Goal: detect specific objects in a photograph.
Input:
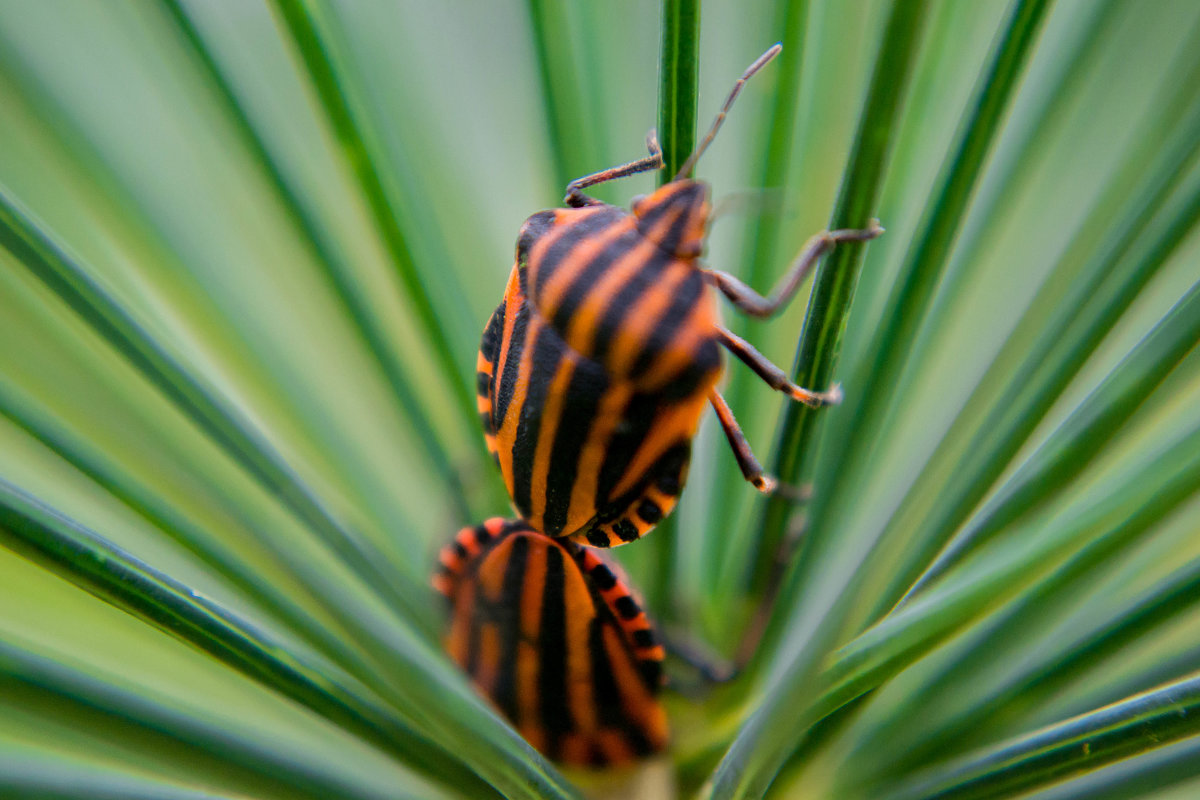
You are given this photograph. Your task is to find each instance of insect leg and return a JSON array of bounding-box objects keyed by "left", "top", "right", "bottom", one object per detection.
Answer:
[
  {"left": 733, "top": 512, "right": 809, "bottom": 666},
  {"left": 564, "top": 130, "right": 664, "bottom": 207},
  {"left": 717, "top": 326, "right": 841, "bottom": 407},
  {"left": 704, "top": 219, "right": 884, "bottom": 318},
  {"left": 659, "top": 624, "right": 736, "bottom": 689},
  {"left": 709, "top": 389, "right": 777, "bottom": 494}
]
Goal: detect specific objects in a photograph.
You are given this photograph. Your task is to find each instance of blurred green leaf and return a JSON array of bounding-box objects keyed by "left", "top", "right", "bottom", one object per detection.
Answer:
[
  {"left": 707, "top": 1, "right": 931, "bottom": 794},
  {"left": 878, "top": 673, "right": 1200, "bottom": 800},
  {"left": 2, "top": 1, "right": 1200, "bottom": 798}
]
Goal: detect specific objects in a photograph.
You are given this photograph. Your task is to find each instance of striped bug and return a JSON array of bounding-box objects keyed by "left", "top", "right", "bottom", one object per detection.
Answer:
[
  {"left": 477, "top": 43, "right": 882, "bottom": 550},
  {"left": 433, "top": 518, "right": 669, "bottom": 767}
]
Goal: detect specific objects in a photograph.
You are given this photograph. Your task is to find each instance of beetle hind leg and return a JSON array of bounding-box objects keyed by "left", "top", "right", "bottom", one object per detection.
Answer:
[{"left": 708, "top": 389, "right": 814, "bottom": 499}]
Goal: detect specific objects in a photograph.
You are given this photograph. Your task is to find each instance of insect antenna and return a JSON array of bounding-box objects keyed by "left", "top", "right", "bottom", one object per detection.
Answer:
[{"left": 674, "top": 43, "right": 783, "bottom": 181}]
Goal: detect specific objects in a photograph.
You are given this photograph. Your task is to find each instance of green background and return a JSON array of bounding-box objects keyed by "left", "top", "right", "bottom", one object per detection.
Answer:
[{"left": 1, "top": 1, "right": 1199, "bottom": 798}]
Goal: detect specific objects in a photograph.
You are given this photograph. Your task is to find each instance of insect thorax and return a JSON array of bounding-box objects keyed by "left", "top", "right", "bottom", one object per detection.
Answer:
[{"left": 515, "top": 201, "right": 721, "bottom": 393}]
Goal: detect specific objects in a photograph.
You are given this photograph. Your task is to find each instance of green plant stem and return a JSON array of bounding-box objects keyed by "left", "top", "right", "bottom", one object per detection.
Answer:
[
  {"left": 704, "top": 3, "right": 931, "bottom": 797},
  {"left": 658, "top": 0, "right": 700, "bottom": 180},
  {"left": 791, "top": 0, "right": 1052, "bottom": 629}
]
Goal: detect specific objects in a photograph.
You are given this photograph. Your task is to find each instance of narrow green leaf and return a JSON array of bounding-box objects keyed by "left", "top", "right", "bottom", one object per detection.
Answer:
[
  {"left": 658, "top": 0, "right": 700, "bottom": 179},
  {"left": 704, "top": 3, "right": 931, "bottom": 796},
  {"left": 741, "top": 0, "right": 931, "bottom": 672},
  {"left": 524, "top": 0, "right": 600, "bottom": 194},
  {"left": 980, "top": 557, "right": 1200, "bottom": 747},
  {"left": 0, "top": 639, "right": 409, "bottom": 800},
  {"left": 999, "top": 737, "right": 1200, "bottom": 800},
  {"left": 863, "top": 535, "right": 1200, "bottom": 787},
  {"left": 750, "top": 0, "right": 931, "bottom": 601},
  {"left": 830, "top": 418, "right": 1200, "bottom": 783},
  {"left": 0, "top": 380, "right": 364, "bottom": 681},
  {"left": 161, "top": 0, "right": 478, "bottom": 521},
  {"left": 865, "top": 34, "right": 1200, "bottom": 618},
  {"left": 0, "top": 749, "right": 241, "bottom": 800},
  {"left": 0, "top": 479, "right": 580, "bottom": 800},
  {"left": 735, "top": 0, "right": 809, "bottom": 292},
  {"left": 906, "top": 277, "right": 1200, "bottom": 598},
  {"left": 908, "top": 0, "right": 1125, "bottom": 353},
  {"left": 5, "top": 4, "right": 1200, "bottom": 797},
  {"left": 638, "top": 0, "right": 701, "bottom": 614},
  {"left": 266, "top": 0, "right": 480, "bottom": 443},
  {"left": 0, "top": 366, "right": 487, "bottom": 767},
  {"left": 708, "top": 0, "right": 809, "bottom": 597},
  {"left": 0, "top": 479, "right": 489, "bottom": 797},
  {"left": 0, "top": 187, "right": 432, "bottom": 635},
  {"left": 797, "top": 0, "right": 1053, "bottom": 623},
  {"left": 878, "top": 674, "right": 1200, "bottom": 800},
  {"left": 0, "top": 19, "right": 448, "bottom": 558}
]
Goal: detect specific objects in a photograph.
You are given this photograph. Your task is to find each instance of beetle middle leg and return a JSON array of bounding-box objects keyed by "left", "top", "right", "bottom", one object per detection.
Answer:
[
  {"left": 717, "top": 326, "right": 841, "bottom": 407},
  {"left": 564, "top": 130, "right": 664, "bottom": 207},
  {"left": 704, "top": 219, "right": 884, "bottom": 318}
]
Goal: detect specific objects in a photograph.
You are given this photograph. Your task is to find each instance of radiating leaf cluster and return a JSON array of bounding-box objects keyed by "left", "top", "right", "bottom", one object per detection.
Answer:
[{"left": 1, "top": 1, "right": 1198, "bottom": 798}]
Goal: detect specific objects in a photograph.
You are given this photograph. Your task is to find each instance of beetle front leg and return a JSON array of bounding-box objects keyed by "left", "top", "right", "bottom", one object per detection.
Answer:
[
  {"left": 717, "top": 326, "right": 841, "bottom": 407},
  {"left": 704, "top": 219, "right": 884, "bottom": 318}
]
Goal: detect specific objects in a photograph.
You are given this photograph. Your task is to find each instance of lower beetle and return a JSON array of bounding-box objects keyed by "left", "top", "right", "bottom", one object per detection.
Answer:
[{"left": 433, "top": 518, "right": 669, "bottom": 766}]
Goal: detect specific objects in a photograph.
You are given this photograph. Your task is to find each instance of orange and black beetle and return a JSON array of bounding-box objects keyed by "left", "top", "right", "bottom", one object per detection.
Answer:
[
  {"left": 476, "top": 44, "right": 882, "bottom": 548},
  {"left": 433, "top": 518, "right": 669, "bottom": 766}
]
